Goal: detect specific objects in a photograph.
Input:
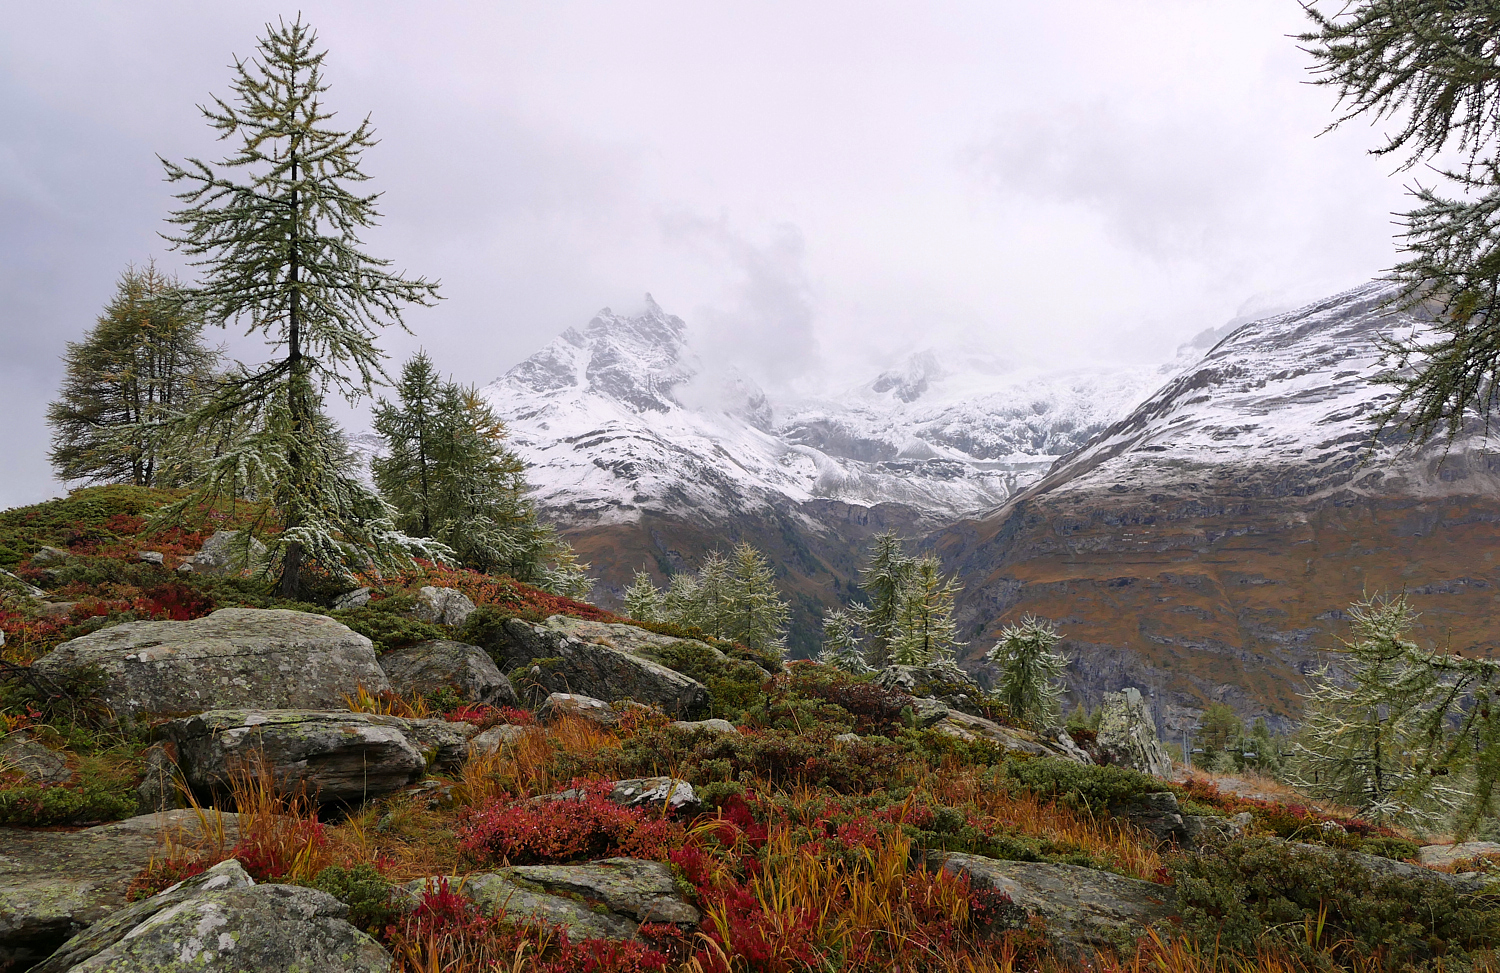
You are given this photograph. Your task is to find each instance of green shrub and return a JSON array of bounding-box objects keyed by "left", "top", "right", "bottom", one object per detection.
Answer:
[
  {"left": 1001, "top": 756, "right": 1166, "bottom": 812},
  {"left": 332, "top": 596, "right": 447, "bottom": 654},
  {"left": 646, "top": 639, "right": 770, "bottom": 720},
  {"left": 0, "top": 753, "right": 140, "bottom": 825},
  {"left": 1173, "top": 836, "right": 1500, "bottom": 964},
  {"left": 0, "top": 486, "right": 168, "bottom": 568},
  {"left": 1359, "top": 835, "right": 1422, "bottom": 862},
  {"left": 308, "top": 862, "right": 396, "bottom": 933}
]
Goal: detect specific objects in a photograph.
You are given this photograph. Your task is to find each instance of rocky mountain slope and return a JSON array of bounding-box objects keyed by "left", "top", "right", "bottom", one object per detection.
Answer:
[
  {"left": 479, "top": 298, "right": 1182, "bottom": 649},
  {"left": 934, "top": 282, "right": 1500, "bottom": 731}
]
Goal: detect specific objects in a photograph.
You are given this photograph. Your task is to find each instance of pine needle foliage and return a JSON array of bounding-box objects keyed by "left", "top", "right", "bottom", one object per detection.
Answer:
[
  {"left": 724, "top": 542, "right": 790, "bottom": 655},
  {"left": 372, "top": 356, "right": 590, "bottom": 597},
  {"left": 48, "top": 263, "right": 220, "bottom": 488},
  {"left": 988, "top": 615, "right": 1068, "bottom": 725},
  {"left": 818, "top": 608, "right": 870, "bottom": 674},
  {"left": 624, "top": 544, "right": 790, "bottom": 654},
  {"left": 889, "top": 556, "right": 963, "bottom": 667},
  {"left": 152, "top": 17, "right": 441, "bottom": 596},
  {"left": 858, "top": 530, "right": 914, "bottom": 668},
  {"left": 1302, "top": 3, "right": 1500, "bottom": 441},
  {"left": 1290, "top": 594, "right": 1475, "bottom": 830},
  {"left": 622, "top": 570, "right": 662, "bottom": 624}
]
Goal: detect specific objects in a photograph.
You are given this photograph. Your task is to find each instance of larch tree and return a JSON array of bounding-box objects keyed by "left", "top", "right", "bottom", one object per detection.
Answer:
[
  {"left": 623, "top": 570, "right": 663, "bottom": 624},
  {"left": 48, "top": 263, "right": 220, "bottom": 488},
  {"left": 859, "top": 531, "right": 914, "bottom": 668},
  {"left": 819, "top": 608, "right": 869, "bottom": 674},
  {"left": 153, "top": 17, "right": 442, "bottom": 596},
  {"left": 889, "top": 555, "right": 963, "bottom": 667},
  {"left": 1302, "top": 3, "right": 1500, "bottom": 440},
  {"left": 374, "top": 362, "right": 591, "bottom": 597},
  {"left": 988, "top": 614, "right": 1068, "bottom": 725},
  {"left": 725, "top": 541, "right": 790, "bottom": 656}
]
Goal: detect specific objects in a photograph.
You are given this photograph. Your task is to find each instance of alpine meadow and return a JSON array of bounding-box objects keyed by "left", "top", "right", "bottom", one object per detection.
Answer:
[{"left": 11, "top": 6, "right": 1500, "bottom": 973}]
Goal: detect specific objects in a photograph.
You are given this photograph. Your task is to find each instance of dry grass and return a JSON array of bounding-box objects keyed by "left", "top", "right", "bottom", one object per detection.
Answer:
[
  {"left": 926, "top": 765, "right": 1164, "bottom": 883},
  {"left": 454, "top": 715, "right": 623, "bottom": 806},
  {"left": 344, "top": 686, "right": 435, "bottom": 719}
]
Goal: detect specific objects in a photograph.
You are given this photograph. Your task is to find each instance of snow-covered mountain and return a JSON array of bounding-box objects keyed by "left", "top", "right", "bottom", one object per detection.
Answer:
[{"left": 481, "top": 296, "right": 1191, "bottom": 527}]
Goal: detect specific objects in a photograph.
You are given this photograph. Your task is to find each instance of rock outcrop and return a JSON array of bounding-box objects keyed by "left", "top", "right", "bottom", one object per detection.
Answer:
[
  {"left": 0, "top": 732, "right": 73, "bottom": 786},
  {"left": 495, "top": 617, "right": 710, "bottom": 718},
  {"left": 379, "top": 639, "right": 517, "bottom": 706},
  {"left": 32, "top": 608, "right": 390, "bottom": 718},
  {"left": 414, "top": 586, "right": 476, "bottom": 628},
  {"left": 402, "top": 858, "right": 698, "bottom": 942},
  {"left": 175, "top": 530, "right": 267, "bottom": 578},
  {"left": 925, "top": 852, "right": 1176, "bottom": 953},
  {"left": 931, "top": 710, "right": 1090, "bottom": 763},
  {"left": 35, "top": 859, "right": 392, "bottom": 972},
  {"left": 0, "top": 810, "right": 240, "bottom": 968},
  {"left": 165, "top": 710, "right": 475, "bottom": 804},
  {"left": 1095, "top": 689, "right": 1174, "bottom": 777}
]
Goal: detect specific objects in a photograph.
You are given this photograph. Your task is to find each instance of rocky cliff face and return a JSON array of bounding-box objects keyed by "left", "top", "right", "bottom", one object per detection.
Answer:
[{"left": 935, "top": 283, "right": 1500, "bottom": 731}]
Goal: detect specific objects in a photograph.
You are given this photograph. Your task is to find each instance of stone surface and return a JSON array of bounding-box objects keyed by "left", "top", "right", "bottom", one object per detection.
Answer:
[
  {"left": 401, "top": 873, "right": 638, "bottom": 941},
  {"left": 135, "top": 742, "right": 186, "bottom": 813},
  {"left": 496, "top": 617, "right": 710, "bottom": 718},
  {"left": 414, "top": 586, "right": 477, "bottom": 628},
  {"left": 48, "top": 861, "right": 392, "bottom": 972},
  {"left": 540, "top": 778, "right": 700, "bottom": 815},
  {"left": 0, "top": 810, "right": 241, "bottom": 968},
  {"left": 178, "top": 529, "right": 268, "bottom": 578},
  {"left": 1095, "top": 688, "right": 1174, "bottom": 778},
  {"left": 1109, "top": 792, "right": 1195, "bottom": 847},
  {"left": 401, "top": 717, "right": 479, "bottom": 771},
  {"left": 32, "top": 608, "right": 391, "bottom": 718},
  {"left": 1420, "top": 841, "right": 1500, "bottom": 868},
  {"left": 1288, "top": 841, "right": 1485, "bottom": 892},
  {"left": 1040, "top": 726, "right": 1093, "bottom": 764},
  {"left": 0, "top": 568, "right": 45, "bottom": 601},
  {"left": 0, "top": 732, "right": 73, "bottom": 786},
  {"left": 469, "top": 724, "right": 530, "bottom": 755},
  {"left": 926, "top": 852, "right": 1176, "bottom": 953},
  {"left": 540, "top": 692, "right": 621, "bottom": 725},
  {"left": 671, "top": 718, "right": 738, "bottom": 735},
  {"left": 932, "top": 711, "right": 1090, "bottom": 763},
  {"left": 334, "top": 587, "right": 372, "bottom": 610},
  {"left": 136, "top": 551, "right": 164, "bottom": 567},
  {"left": 30, "top": 547, "right": 71, "bottom": 567},
  {"left": 380, "top": 639, "right": 518, "bottom": 707},
  {"left": 166, "top": 710, "right": 429, "bottom": 804},
  {"left": 509, "top": 859, "right": 701, "bottom": 927},
  {"left": 909, "top": 697, "right": 952, "bottom": 728}
]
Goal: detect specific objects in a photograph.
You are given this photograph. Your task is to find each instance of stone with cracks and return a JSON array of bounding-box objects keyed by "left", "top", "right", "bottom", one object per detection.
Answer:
[
  {"left": 177, "top": 530, "right": 268, "bottom": 577},
  {"left": 0, "top": 810, "right": 241, "bottom": 969},
  {"left": 1420, "top": 841, "right": 1500, "bottom": 868},
  {"left": 494, "top": 617, "right": 709, "bottom": 719},
  {"left": 1095, "top": 688, "right": 1174, "bottom": 778},
  {"left": 32, "top": 608, "right": 390, "bottom": 719},
  {"left": 45, "top": 860, "right": 392, "bottom": 972},
  {"left": 414, "top": 586, "right": 476, "bottom": 628},
  {"left": 166, "top": 710, "right": 432, "bottom": 804},
  {"left": 538, "top": 778, "right": 700, "bottom": 814},
  {"left": 932, "top": 711, "right": 1089, "bottom": 763},
  {"left": 926, "top": 852, "right": 1176, "bottom": 954},
  {"left": 469, "top": 724, "right": 530, "bottom": 755},
  {"left": 539, "top": 692, "right": 620, "bottom": 725},
  {"left": 0, "top": 732, "right": 73, "bottom": 786},
  {"left": 379, "top": 639, "right": 517, "bottom": 706},
  {"left": 671, "top": 718, "right": 738, "bottom": 735}
]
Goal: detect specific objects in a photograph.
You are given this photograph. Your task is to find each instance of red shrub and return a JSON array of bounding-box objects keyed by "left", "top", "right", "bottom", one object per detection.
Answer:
[
  {"left": 457, "top": 779, "right": 686, "bottom": 865},
  {"left": 445, "top": 703, "right": 535, "bottom": 729}
]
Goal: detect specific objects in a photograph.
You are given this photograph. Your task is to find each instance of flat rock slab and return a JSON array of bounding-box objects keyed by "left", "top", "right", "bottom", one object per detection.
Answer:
[
  {"left": 1420, "top": 841, "right": 1500, "bottom": 868},
  {"left": 926, "top": 852, "right": 1176, "bottom": 953},
  {"left": 45, "top": 859, "right": 391, "bottom": 973},
  {"left": 167, "top": 710, "right": 445, "bottom": 805},
  {"left": 0, "top": 810, "right": 241, "bottom": 969},
  {"left": 402, "top": 858, "right": 699, "bottom": 943},
  {"left": 32, "top": 608, "right": 390, "bottom": 718},
  {"left": 379, "top": 639, "right": 517, "bottom": 707},
  {"left": 497, "top": 617, "right": 710, "bottom": 719},
  {"left": 933, "top": 712, "right": 1089, "bottom": 763}
]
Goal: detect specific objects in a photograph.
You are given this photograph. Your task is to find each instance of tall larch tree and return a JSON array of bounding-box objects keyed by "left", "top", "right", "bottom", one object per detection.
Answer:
[
  {"left": 889, "top": 556, "right": 963, "bottom": 667},
  {"left": 154, "top": 17, "right": 442, "bottom": 596},
  {"left": 859, "top": 530, "right": 913, "bottom": 668},
  {"left": 725, "top": 541, "right": 790, "bottom": 656},
  {"left": 1303, "top": 4, "right": 1500, "bottom": 440},
  {"left": 48, "top": 263, "right": 220, "bottom": 488}
]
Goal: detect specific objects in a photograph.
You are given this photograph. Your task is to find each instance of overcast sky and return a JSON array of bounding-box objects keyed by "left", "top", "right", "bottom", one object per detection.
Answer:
[{"left": 1, "top": 1, "right": 1412, "bottom": 508}]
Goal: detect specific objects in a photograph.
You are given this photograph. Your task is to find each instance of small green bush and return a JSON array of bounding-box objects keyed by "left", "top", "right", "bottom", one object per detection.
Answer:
[
  {"left": 647, "top": 639, "right": 770, "bottom": 720},
  {"left": 332, "top": 596, "right": 448, "bottom": 654},
  {"left": 1001, "top": 756, "right": 1166, "bottom": 812},
  {"left": 1173, "top": 836, "right": 1500, "bottom": 965},
  {"left": 308, "top": 862, "right": 396, "bottom": 933},
  {"left": 0, "top": 753, "right": 140, "bottom": 825}
]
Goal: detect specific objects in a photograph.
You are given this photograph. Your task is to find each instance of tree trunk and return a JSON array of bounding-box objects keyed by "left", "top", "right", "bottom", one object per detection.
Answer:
[{"left": 278, "top": 140, "right": 306, "bottom": 600}]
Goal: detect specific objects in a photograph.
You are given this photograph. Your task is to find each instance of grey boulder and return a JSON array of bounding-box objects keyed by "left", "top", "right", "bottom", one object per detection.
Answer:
[
  {"left": 0, "top": 732, "right": 73, "bottom": 786},
  {"left": 166, "top": 710, "right": 435, "bottom": 804},
  {"left": 176, "top": 530, "right": 267, "bottom": 578},
  {"left": 414, "top": 586, "right": 476, "bottom": 628},
  {"left": 402, "top": 858, "right": 698, "bottom": 943},
  {"left": 32, "top": 608, "right": 391, "bottom": 718},
  {"left": 926, "top": 852, "right": 1176, "bottom": 954},
  {"left": 379, "top": 639, "right": 517, "bottom": 707},
  {"left": 933, "top": 711, "right": 1090, "bottom": 763},
  {"left": 41, "top": 859, "right": 392, "bottom": 973},
  {"left": 540, "top": 692, "right": 621, "bottom": 726},
  {"left": 1095, "top": 688, "right": 1174, "bottom": 778},
  {"left": 0, "top": 810, "right": 241, "bottom": 969},
  {"left": 495, "top": 617, "right": 709, "bottom": 719}
]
